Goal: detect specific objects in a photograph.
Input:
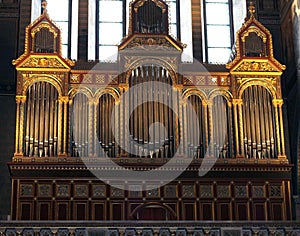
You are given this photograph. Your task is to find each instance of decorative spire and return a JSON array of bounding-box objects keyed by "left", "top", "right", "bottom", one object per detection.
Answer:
[
  {"left": 248, "top": 1, "right": 256, "bottom": 18},
  {"left": 41, "top": 0, "right": 48, "bottom": 14}
]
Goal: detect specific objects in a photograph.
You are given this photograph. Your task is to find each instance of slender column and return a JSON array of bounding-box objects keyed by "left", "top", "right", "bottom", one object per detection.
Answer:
[
  {"left": 278, "top": 101, "right": 286, "bottom": 157},
  {"left": 86, "top": 99, "right": 92, "bottom": 157},
  {"left": 273, "top": 99, "right": 286, "bottom": 158},
  {"left": 228, "top": 102, "right": 233, "bottom": 158},
  {"left": 173, "top": 86, "right": 181, "bottom": 156},
  {"left": 202, "top": 101, "right": 209, "bottom": 155},
  {"left": 14, "top": 96, "right": 26, "bottom": 156},
  {"left": 63, "top": 97, "right": 69, "bottom": 155},
  {"left": 272, "top": 99, "right": 281, "bottom": 157},
  {"left": 119, "top": 84, "right": 128, "bottom": 156},
  {"left": 182, "top": 100, "right": 187, "bottom": 156},
  {"left": 58, "top": 96, "right": 68, "bottom": 156},
  {"left": 237, "top": 99, "right": 244, "bottom": 157},
  {"left": 18, "top": 96, "right": 26, "bottom": 155},
  {"left": 207, "top": 101, "right": 213, "bottom": 157},
  {"left": 232, "top": 99, "right": 241, "bottom": 157},
  {"left": 68, "top": 99, "right": 73, "bottom": 156},
  {"left": 93, "top": 99, "right": 99, "bottom": 156}
]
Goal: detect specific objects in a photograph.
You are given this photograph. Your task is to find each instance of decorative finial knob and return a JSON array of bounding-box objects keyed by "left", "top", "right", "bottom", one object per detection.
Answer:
[
  {"left": 41, "top": 0, "right": 48, "bottom": 14},
  {"left": 248, "top": 1, "right": 256, "bottom": 17}
]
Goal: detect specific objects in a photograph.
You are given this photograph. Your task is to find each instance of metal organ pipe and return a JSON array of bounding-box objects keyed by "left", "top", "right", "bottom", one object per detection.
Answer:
[
  {"left": 24, "top": 82, "right": 58, "bottom": 157},
  {"left": 242, "top": 85, "right": 277, "bottom": 159},
  {"left": 212, "top": 96, "right": 229, "bottom": 158}
]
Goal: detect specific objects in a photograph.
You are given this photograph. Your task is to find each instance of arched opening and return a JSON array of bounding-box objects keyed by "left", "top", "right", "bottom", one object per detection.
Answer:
[
  {"left": 97, "top": 93, "right": 117, "bottom": 157},
  {"left": 212, "top": 95, "right": 232, "bottom": 158},
  {"left": 71, "top": 93, "right": 89, "bottom": 157},
  {"left": 24, "top": 81, "right": 59, "bottom": 157},
  {"left": 186, "top": 94, "right": 207, "bottom": 158},
  {"left": 34, "top": 28, "right": 55, "bottom": 53},
  {"left": 242, "top": 85, "right": 276, "bottom": 158},
  {"left": 131, "top": 203, "right": 176, "bottom": 220}
]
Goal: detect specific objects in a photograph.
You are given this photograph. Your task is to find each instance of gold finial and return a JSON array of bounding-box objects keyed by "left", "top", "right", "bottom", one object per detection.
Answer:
[
  {"left": 248, "top": 1, "right": 256, "bottom": 17},
  {"left": 41, "top": 0, "right": 48, "bottom": 14}
]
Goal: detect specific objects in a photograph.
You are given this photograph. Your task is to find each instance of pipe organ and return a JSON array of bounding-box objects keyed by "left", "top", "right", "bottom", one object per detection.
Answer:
[{"left": 9, "top": 0, "right": 292, "bottom": 221}]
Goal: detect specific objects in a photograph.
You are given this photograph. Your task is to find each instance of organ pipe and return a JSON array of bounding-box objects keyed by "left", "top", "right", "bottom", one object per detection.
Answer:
[
  {"left": 242, "top": 85, "right": 277, "bottom": 159},
  {"left": 23, "top": 82, "right": 59, "bottom": 157}
]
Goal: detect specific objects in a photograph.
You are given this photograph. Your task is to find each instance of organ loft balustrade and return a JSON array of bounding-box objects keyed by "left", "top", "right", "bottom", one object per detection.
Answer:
[{"left": 8, "top": 0, "right": 293, "bottom": 221}]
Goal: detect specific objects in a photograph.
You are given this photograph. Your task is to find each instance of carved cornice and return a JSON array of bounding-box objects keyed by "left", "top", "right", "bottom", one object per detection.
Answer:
[{"left": 119, "top": 34, "right": 184, "bottom": 51}]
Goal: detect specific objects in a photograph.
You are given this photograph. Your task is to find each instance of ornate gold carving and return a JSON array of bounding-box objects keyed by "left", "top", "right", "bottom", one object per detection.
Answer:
[
  {"left": 58, "top": 96, "right": 69, "bottom": 104},
  {"left": 241, "top": 26, "right": 267, "bottom": 43},
  {"left": 272, "top": 99, "right": 283, "bottom": 107},
  {"left": 235, "top": 61, "right": 275, "bottom": 72},
  {"left": 16, "top": 96, "right": 27, "bottom": 103},
  {"left": 232, "top": 99, "right": 243, "bottom": 106},
  {"left": 21, "top": 57, "right": 65, "bottom": 68},
  {"left": 123, "top": 36, "right": 180, "bottom": 50}
]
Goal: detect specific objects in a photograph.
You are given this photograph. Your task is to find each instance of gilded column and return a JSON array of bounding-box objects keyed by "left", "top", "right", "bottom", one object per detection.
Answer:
[
  {"left": 14, "top": 96, "right": 26, "bottom": 156},
  {"left": 119, "top": 84, "right": 128, "bottom": 156},
  {"left": 57, "top": 96, "right": 67, "bottom": 156},
  {"left": 93, "top": 99, "right": 99, "bottom": 156},
  {"left": 88, "top": 99, "right": 94, "bottom": 157},
  {"left": 273, "top": 99, "right": 286, "bottom": 158},
  {"left": 179, "top": 93, "right": 188, "bottom": 157},
  {"left": 207, "top": 100, "right": 213, "bottom": 157},
  {"left": 237, "top": 99, "right": 244, "bottom": 157},
  {"left": 174, "top": 85, "right": 182, "bottom": 155},
  {"left": 68, "top": 99, "right": 73, "bottom": 156},
  {"left": 228, "top": 102, "right": 233, "bottom": 157},
  {"left": 232, "top": 99, "right": 241, "bottom": 157},
  {"left": 62, "top": 96, "right": 69, "bottom": 155},
  {"left": 203, "top": 101, "right": 209, "bottom": 154},
  {"left": 278, "top": 101, "right": 286, "bottom": 158}
]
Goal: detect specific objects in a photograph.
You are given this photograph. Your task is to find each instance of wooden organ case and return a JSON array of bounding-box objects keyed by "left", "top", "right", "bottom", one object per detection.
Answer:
[{"left": 9, "top": 1, "right": 292, "bottom": 221}]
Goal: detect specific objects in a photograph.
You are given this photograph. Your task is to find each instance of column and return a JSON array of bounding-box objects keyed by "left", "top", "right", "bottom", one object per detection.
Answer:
[{"left": 14, "top": 96, "right": 27, "bottom": 156}]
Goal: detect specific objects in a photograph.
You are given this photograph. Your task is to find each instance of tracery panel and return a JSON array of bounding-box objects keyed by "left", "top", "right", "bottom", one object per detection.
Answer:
[{"left": 24, "top": 82, "right": 59, "bottom": 157}]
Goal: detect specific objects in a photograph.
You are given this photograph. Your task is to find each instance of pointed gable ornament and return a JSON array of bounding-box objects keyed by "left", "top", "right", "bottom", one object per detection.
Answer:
[
  {"left": 12, "top": 0, "right": 74, "bottom": 71},
  {"left": 226, "top": 2, "right": 285, "bottom": 75}
]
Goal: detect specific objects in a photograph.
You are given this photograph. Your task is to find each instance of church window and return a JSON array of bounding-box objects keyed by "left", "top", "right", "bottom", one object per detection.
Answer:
[{"left": 202, "top": 0, "right": 234, "bottom": 63}]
